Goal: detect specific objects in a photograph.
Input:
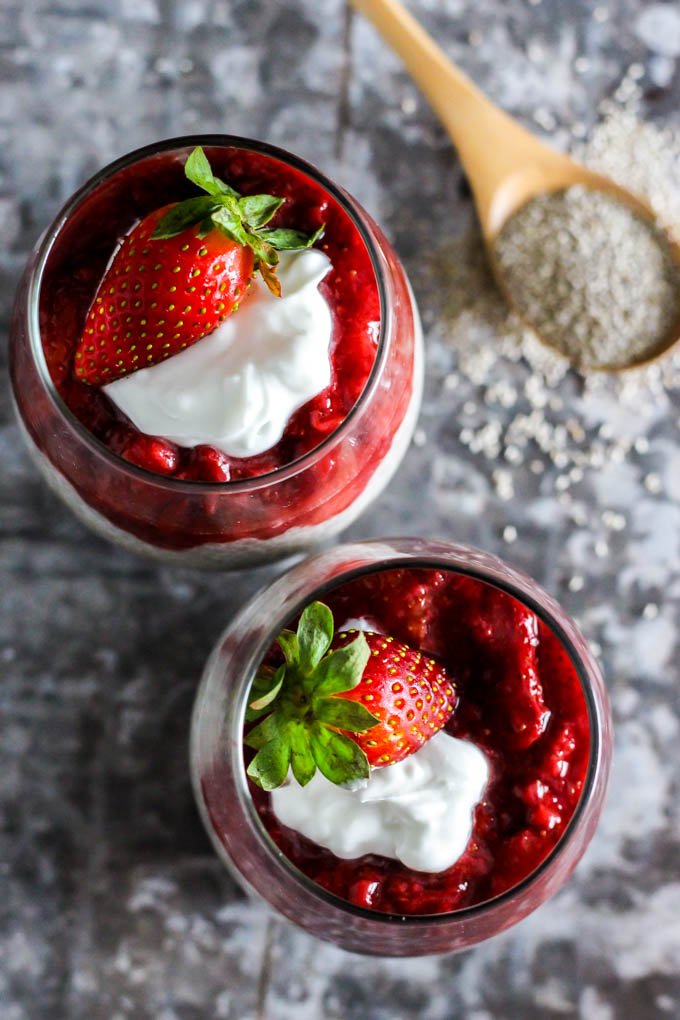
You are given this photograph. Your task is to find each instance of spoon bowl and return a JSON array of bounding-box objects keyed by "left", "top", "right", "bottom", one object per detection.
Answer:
[
  {"left": 351, "top": 0, "right": 680, "bottom": 369},
  {"left": 486, "top": 163, "right": 680, "bottom": 372}
]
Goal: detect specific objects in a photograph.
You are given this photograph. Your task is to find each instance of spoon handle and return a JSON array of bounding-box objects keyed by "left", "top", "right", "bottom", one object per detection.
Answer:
[
  {"left": 349, "top": 0, "right": 555, "bottom": 233},
  {"left": 349, "top": 0, "right": 510, "bottom": 137}
]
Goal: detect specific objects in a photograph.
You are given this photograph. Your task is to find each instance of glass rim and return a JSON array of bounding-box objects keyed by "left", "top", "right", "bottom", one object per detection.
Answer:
[
  {"left": 25, "top": 133, "right": 391, "bottom": 494},
  {"left": 226, "top": 546, "right": 605, "bottom": 927}
]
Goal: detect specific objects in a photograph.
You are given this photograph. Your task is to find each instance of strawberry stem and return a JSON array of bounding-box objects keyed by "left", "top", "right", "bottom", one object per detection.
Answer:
[{"left": 245, "top": 602, "right": 379, "bottom": 791}]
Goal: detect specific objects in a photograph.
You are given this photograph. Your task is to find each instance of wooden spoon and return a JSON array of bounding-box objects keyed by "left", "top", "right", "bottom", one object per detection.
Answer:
[{"left": 350, "top": 0, "right": 680, "bottom": 369}]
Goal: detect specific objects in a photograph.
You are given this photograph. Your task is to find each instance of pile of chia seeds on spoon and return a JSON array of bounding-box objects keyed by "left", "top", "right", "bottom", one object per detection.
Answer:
[{"left": 493, "top": 185, "right": 680, "bottom": 371}]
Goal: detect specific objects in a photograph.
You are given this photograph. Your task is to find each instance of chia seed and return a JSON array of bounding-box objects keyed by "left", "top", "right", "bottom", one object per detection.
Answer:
[{"left": 493, "top": 185, "right": 680, "bottom": 371}]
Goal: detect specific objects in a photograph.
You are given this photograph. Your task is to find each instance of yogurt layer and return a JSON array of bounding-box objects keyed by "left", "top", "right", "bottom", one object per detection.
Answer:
[
  {"left": 105, "top": 249, "right": 333, "bottom": 458},
  {"left": 271, "top": 731, "right": 489, "bottom": 873}
]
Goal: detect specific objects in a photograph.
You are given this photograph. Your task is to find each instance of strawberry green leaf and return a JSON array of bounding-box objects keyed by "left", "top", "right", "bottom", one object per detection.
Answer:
[
  {"left": 197, "top": 217, "right": 215, "bottom": 239},
  {"left": 258, "top": 224, "right": 325, "bottom": 251},
  {"left": 182, "top": 147, "right": 239, "bottom": 200},
  {"left": 244, "top": 711, "right": 281, "bottom": 750},
  {"left": 314, "top": 633, "right": 370, "bottom": 697},
  {"left": 277, "top": 629, "right": 299, "bottom": 667},
  {"left": 219, "top": 192, "right": 243, "bottom": 216},
  {"left": 314, "top": 697, "right": 379, "bottom": 733},
  {"left": 245, "top": 703, "right": 269, "bottom": 723},
  {"left": 297, "top": 601, "right": 334, "bottom": 674},
  {"left": 245, "top": 666, "right": 280, "bottom": 722},
  {"left": 247, "top": 734, "right": 291, "bottom": 791},
  {"left": 211, "top": 206, "right": 250, "bottom": 247},
  {"left": 151, "top": 196, "right": 219, "bottom": 239},
  {"left": 309, "top": 723, "right": 370, "bottom": 785},
  {"left": 239, "top": 194, "right": 284, "bottom": 228},
  {"left": 249, "top": 664, "right": 285, "bottom": 711},
  {"left": 251, "top": 665, "right": 277, "bottom": 689},
  {"left": 211, "top": 175, "right": 240, "bottom": 198},
  {"left": 184, "top": 146, "right": 219, "bottom": 195},
  {"left": 248, "top": 233, "right": 279, "bottom": 267},
  {"left": 289, "top": 722, "right": 317, "bottom": 787}
]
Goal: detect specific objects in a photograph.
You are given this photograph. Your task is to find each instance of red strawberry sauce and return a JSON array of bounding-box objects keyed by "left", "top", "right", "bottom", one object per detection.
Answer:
[
  {"left": 251, "top": 568, "right": 590, "bottom": 916},
  {"left": 40, "top": 150, "right": 379, "bottom": 482}
]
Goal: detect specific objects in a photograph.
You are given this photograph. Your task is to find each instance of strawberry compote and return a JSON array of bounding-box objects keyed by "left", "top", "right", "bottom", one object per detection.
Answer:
[
  {"left": 43, "top": 151, "right": 379, "bottom": 481},
  {"left": 10, "top": 138, "right": 421, "bottom": 566},
  {"left": 252, "top": 568, "right": 591, "bottom": 916}
]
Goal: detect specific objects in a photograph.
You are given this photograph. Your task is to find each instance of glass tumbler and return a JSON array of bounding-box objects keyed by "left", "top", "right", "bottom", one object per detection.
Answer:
[
  {"left": 9, "top": 137, "right": 422, "bottom": 568},
  {"left": 191, "top": 538, "right": 612, "bottom": 956}
]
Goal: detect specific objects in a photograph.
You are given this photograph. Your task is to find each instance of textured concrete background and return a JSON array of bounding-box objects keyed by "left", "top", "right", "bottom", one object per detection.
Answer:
[{"left": 2, "top": 1, "right": 680, "bottom": 1017}]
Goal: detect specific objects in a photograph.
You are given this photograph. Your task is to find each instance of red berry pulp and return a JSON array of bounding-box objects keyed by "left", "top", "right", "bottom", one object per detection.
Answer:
[
  {"left": 250, "top": 568, "right": 590, "bottom": 916},
  {"left": 41, "top": 151, "right": 380, "bottom": 482}
]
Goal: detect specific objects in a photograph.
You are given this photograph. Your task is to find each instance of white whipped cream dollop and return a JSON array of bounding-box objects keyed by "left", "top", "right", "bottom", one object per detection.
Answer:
[
  {"left": 271, "top": 731, "right": 489, "bottom": 873},
  {"left": 105, "top": 249, "right": 333, "bottom": 458},
  {"left": 338, "top": 616, "right": 385, "bottom": 635}
]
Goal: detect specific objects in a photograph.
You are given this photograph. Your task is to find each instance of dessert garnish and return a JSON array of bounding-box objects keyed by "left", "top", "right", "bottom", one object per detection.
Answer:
[
  {"left": 245, "top": 601, "right": 457, "bottom": 791},
  {"left": 74, "top": 146, "right": 324, "bottom": 385},
  {"left": 104, "top": 248, "right": 334, "bottom": 460}
]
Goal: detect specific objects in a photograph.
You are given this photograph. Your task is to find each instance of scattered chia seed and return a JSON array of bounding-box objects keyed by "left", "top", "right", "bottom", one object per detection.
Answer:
[
  {"left": 493, "top": 185, "right": 680, "bottom": 371},
  {"left": 430, "top": 83, "right": 680, "bottom": 513}
]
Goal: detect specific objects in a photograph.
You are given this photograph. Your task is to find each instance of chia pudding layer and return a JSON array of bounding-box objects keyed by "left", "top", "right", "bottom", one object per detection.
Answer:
[{"left": 16, "top": 320, "right": 423, "bottom": 567}]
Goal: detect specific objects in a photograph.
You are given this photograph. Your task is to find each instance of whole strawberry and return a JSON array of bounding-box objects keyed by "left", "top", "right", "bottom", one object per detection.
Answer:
[
  {"left": 74, "top": 146, "right": 323, "bottom": 386},
  {"left": 245, "top": 602, "right": 457, "bottom": 791}
]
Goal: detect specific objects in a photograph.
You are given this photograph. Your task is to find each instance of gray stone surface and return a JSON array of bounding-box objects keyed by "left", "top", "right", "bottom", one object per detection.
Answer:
[{"left": 2, "top": 0, "right": 680, "bottom": 1017}]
